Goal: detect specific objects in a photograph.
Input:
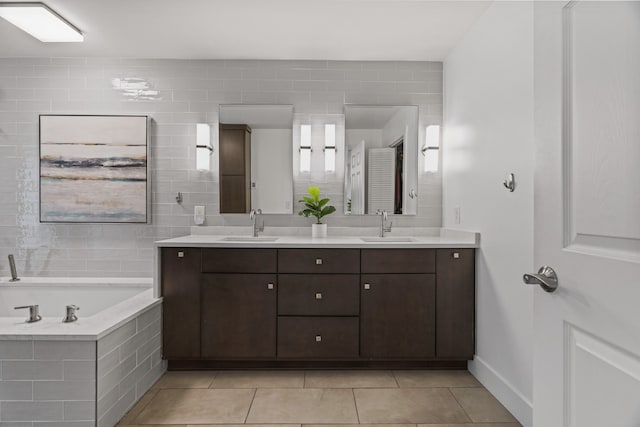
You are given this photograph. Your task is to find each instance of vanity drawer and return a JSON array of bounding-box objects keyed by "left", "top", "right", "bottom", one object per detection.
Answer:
[
  {"left": 202, "top": 248, "right": 277, "bottom": 273},
  {"left": 361, "top": 249, "right": 436, "bottom": 274},
  {"left": 278, "top": 274, "right": 359, "bottom": 316},
  {"left": 277, "top": 317, "right": 359, "bottom": 359},
  {"left": 278, "top": 249, "right": 360, "bottom": 274}
]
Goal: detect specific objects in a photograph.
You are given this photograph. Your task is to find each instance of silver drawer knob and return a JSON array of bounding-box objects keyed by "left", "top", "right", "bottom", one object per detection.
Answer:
[
  {"left": 177, "top": 251, "right": 184, "bottom": 258},
  {"left": 315, "top": 258, "right": 323, "bottom": 265},
  {"left": 363, "top": 283, "right": 370, "bottom": 290},
  {"left": 315, "top": 335, "right": 322, "bottom": 342},
  {"left": 315, "top": 292, "right": 322, "bottom": 300},
  {"left": 452, "top": 252, "right": 460, "bottom": 259},
  {"left": 267, "top": 283, "right": 274, "bottom": 290}
]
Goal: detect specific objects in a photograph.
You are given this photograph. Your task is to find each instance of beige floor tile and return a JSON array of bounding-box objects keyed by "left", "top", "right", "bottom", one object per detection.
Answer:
[
  {"left": 305, "top": 424, "right": 415, "bottom": 427},
  {"left": 211, "top": 370, "right": 304, "bottom": 388},
  {"left": 117, "top": 388, "right": 159, "bottom": 425},
  {"left": 419, "top": 424, "right": 521, "bottom": 427},
  {"left": 450, "top": 387, "right": 519, "bottom": 423},
  {"left": 393, "top": 370, "right": 481, "bottom": 388},
  {"left": 305, "top": 370, "right": 398, "bottom": 388},
  {"left": 153, "top": 371, "right": 217, "bottom": 389},
  {"left": 246, "top": 388, "right": 359, "bottom": 424},
  {"left": 133, "top": 388, "right": 255, "bottom": 424},
  {"left": 190, "top": 425, "right": 301, "bottom": 427},
  {"left": 354, "top": 388, "right": 471, "bottom": 424}
]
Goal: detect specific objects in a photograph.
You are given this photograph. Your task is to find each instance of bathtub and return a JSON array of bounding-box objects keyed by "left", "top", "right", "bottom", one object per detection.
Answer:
[{"left": 0, "top": 277, "right": 165, "bottom": 427}]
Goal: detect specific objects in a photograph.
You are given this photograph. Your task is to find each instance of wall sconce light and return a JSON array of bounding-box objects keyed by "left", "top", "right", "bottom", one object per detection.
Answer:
[
  {"left": 299, "top": 124, "right": 312, "bottom": 172},
  {"left": 324, "top": 124, "right": 336, "bottom": 173},
  {"left": 196, "top": 123, "right": 212, "bottom": 171},
  {"left": 0, "top": 3, "right": 83, "bottom": 42},
  {"left": 422, "top": 125, "right": 441, "bottom": 172}
]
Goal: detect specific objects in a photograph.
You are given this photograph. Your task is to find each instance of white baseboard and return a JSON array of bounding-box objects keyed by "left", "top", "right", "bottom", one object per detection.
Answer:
[{"left": 468, "top": 356, "right": 533, "bottom": 427}]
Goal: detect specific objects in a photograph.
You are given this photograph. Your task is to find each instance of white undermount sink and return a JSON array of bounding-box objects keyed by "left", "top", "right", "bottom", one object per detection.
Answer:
[
  {"left": 360, "top": 237, "right": 417, "bottom": 242},
  {"left": 221, "top": 236, "right": 279, "bottom": 242}
]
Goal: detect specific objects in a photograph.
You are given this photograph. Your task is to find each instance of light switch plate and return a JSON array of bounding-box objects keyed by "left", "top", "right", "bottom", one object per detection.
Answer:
[{"left": 194, "top": 205, "right": 205, "bottom": 225}]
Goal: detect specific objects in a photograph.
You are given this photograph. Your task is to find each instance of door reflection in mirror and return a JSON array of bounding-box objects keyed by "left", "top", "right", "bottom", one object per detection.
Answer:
[{"left": 344, "top": 105, "right": 418, "bottom": 215}]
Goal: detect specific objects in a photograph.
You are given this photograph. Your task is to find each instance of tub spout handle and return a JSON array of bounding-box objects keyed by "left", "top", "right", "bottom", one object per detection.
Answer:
[
  {"left": 63, "top": 305, "right": 79, "bottom": 323},
  {"left": 14, "top": 305, "right": 42, "bottom": 323}
]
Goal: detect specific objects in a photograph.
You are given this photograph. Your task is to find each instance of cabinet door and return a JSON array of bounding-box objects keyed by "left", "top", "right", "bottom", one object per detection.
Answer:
[
  {"left": 361, "top": 274, "right": 435, "bottom": 359},
  {"left": 161, "top": 248, "right": 201, "bottom": 359},
  {"left": 201, "top": 274, "right": 277, "bottom": 358},
  {"left": 436, "top": 249, "right": 475, "bottom": 359}
]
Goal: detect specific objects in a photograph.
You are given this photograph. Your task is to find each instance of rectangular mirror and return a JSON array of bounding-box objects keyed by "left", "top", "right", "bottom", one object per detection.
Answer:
[
  {"left": 218, "top": 105, "right": 294, "bottom": 214},
  {"left": 344, "top": 105, "right": 418, "bottom": 215}
]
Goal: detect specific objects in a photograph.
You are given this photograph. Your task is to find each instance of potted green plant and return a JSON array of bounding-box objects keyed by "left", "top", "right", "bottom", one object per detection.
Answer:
[{"left": 298, "top": 186, "right": 336, "bottom": 237}]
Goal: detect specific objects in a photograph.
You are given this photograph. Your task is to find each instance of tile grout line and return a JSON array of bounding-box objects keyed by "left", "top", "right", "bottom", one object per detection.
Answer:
[
  {"left": 447, "top": 386, "right": 474, "bottom": 424},
  {"left": 391, "top": 370, "right": 401, "bottom": 388},
  {"left": 351, "top": 388, "right": 362, "bottom": 424},
  {"left": 207, "top": 370, "right": 219, "bottom": 388},
  {"left": 243, "top": 387, "right": 258, "bottom": 424}
]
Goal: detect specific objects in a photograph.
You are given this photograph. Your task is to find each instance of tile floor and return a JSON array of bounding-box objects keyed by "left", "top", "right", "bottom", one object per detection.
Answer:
[{"left": 117, "top": 370, "right": 522, "bottom": 427}]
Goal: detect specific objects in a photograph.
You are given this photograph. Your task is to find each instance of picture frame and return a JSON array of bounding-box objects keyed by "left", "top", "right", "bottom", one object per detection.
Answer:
[{"left": 39, "top": 114, "right": 150, "bottom": 224}]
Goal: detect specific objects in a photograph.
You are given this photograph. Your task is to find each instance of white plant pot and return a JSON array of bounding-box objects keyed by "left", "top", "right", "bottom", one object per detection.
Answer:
[{"left": 311, "top": 223, "right": 327, "bottom": 238}]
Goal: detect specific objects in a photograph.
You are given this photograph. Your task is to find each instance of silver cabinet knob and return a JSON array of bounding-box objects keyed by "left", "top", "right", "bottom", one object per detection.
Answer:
[
  {"left": 523, "top": 266, "right": 558, "bottom": 293},
  {"left": 363, "top": 283, "right": 370, "bottom": 290},
  {"left": 452, "top": 252, "right": 460, "bottom": 259},
  {"left": 315, "top": 335, "right": 322, "bottom": 342},
  {"left": 315, "top": 292, "right": 322, "bottom": 300},
  {"left": 177, "top": 251, "right": 184, "bottom": 258},
  {"left": 267, "top": 283, "right": 274, "bottom": 290},
  {"left": 315, "top": 258, "right": 323, "bottom": 265}
]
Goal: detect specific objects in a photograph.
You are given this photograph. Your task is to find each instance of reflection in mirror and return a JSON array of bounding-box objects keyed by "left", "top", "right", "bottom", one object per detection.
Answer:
[
  {"left": 218, "top": 105, "right": 294, "bottom": 214},
  {"left": 344, "top": 105, "right": 418, "bottom": 215}
]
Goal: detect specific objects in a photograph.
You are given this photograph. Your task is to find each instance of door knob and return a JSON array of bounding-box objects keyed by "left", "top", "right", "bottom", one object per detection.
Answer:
[{"left": 523, "top": 266, "right": 558, "bottom": 293}]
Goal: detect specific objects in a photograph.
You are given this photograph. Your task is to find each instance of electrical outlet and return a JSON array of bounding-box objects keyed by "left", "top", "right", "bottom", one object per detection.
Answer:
[
  {"left": 194, "top": 205, "right": 205, "bottom": 225},
  {"left": 454, "top": 207, "right": 461, "bottom": 225}
]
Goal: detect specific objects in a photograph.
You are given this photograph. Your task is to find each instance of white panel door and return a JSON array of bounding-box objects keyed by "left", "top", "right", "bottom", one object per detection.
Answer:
[
  {"left": 350, "top": 140, "right": 366, "bottom": 215},
  {"left": 367, "top": 148, "right": 395, "bottom": 213},
  {"left": 533, "top": 2, "right": 640, "bottom": 426}
]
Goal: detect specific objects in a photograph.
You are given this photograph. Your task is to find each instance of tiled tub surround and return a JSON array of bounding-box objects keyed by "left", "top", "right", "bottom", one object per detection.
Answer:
[
  {"left": 0, "top": 58, "right": 443, "bottom": 278},
  {"left": 0, "top": 279, "right": 164, "bottom": 426}
]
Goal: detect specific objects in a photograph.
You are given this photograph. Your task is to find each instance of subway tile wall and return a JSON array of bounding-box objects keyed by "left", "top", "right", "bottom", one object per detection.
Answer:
[
  {"left": 96, "top": 305, "right": 163, "bottom": 427},
  {"left": 0, "top": 340, "right": 96, "bottom": 426},
  {"left": 0, "top": 58, "right": 443, "bottom": 277}
]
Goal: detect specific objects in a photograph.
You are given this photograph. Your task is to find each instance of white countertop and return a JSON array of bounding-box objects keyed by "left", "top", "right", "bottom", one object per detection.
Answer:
[{"left": 155, "top": 227, "right": 479, "bottom": 249}]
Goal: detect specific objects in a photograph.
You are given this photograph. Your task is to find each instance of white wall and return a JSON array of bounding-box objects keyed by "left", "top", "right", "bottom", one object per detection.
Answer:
[
  {"left": 251, "top": 129, "right": 294, "bottom": 214},
  {"left": 443, "top": 2, "right": 534, "bottom": 426}
]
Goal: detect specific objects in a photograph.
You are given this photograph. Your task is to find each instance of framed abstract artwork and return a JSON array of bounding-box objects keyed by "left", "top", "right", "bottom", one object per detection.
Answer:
[{"left": 39, "top": 115, "right": 150, "bottom": 223}]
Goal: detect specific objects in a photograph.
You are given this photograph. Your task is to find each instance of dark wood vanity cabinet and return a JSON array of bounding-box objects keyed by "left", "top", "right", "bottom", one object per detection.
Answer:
[
  {"left": 436, "top": 248, "right": 476, "bottom": 359},
  {"left": 200, "top": 249, "right": 277, "bottom": 359},
  {"left": 160, "top": 246, "right": 475, "bottom": 367},
  {"left": 161, "top": 248, "right": 202, "bottom": 359},
  {"left": 361, "top": 273, "right": 436, "bottom": 359},
  {"left": 201, "top": 274, "right": 277, "bottom": 358}
]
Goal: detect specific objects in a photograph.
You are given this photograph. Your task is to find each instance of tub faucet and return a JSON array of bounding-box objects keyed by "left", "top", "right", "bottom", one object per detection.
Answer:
[
  {"left": 8, "top": 254, "right": 19, "bottom": 282},
  {"left": 14, "top": 305, "right": 42, "bottom": 323},
  {"left": 376, "top": 210, "right": 393, "bottom": 238},
  {"left": 249, "top": 208, "right": 264, "bottom": 237},
  {"left": 63, "top": 305, "right": 79, "bottom": 323}
]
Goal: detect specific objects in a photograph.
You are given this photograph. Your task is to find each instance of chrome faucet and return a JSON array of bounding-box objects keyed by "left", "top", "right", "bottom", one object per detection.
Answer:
[
  {"left": 14, "top": 305, "right": 42, "bottom": 323},
  {"left": 8, "top": 254, "right": 19, "bottom": 282},
  {"left": 376, "top": 210, "right": 393, "bottom": 238},
  {"left": 63, "top": 305, "right": 79, "bottom": 323},
  {"left": 249, "top": 208, "right": 264, "bottom": 237}
]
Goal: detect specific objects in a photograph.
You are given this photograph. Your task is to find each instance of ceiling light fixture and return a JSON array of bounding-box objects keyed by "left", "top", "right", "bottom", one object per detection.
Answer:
[{"left": 0, "top": 2, "right": 83, "bottom": 42}]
